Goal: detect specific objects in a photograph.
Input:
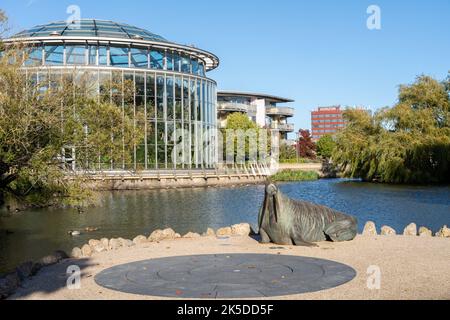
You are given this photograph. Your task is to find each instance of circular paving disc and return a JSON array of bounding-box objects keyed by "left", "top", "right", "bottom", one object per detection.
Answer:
[{"left": 95, "top": 254, "right": 356, "bottom": 298}]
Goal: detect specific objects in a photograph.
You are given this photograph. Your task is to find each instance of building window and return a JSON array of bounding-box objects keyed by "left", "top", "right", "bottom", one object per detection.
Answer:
[
  {"left": 66, "top": 45, "right": 87, "bottom": 65},
  {"left": 98, "top": 46, "right": 108, "bottom": 66},
  {"left": 110, "top": 46, "right": 129, "bottom": 67},
  {"left": 150, "top": 49, "right": 164, "bottom": 69},
  {"left": 130, "top": 48, "right": 148, "bottom": 68},
  {"left": 44, "top": 45, "right": 64, "bottom": 65},
  {"left": 24, "top": 46, "right": 43, "bottom": 66},
  {"left": 88, "top": 45, "right": 97, "bottom": 65},
  {"left": 181, "top": 55, "right": 191, "bottom": 73}
]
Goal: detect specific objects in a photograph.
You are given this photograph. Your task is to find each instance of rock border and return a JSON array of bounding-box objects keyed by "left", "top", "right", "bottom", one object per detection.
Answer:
[{"left": 2, "top": 221, "right": 449, "bottom": 300}]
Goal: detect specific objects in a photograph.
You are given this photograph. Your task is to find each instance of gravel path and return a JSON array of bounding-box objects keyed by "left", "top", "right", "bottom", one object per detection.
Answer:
[{"left": 9, "top": 235, "right": 450, "bottom": 300}]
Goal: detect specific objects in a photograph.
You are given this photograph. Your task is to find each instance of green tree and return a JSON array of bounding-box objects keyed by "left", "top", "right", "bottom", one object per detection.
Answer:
[
  {"left": 221, "top": 113, "right": 270, "bottom": 164},
  {"left": 0, "top": 15, "right": 143, "bottom": 206},
  {"left": 333, "top": 74, "right": 450, "bottom": 184},
  {"left": 279, "top": 143, "right": 297, "bottom": 161},
  {"left": 316, "top": 135, "right": 336, "bottom": 159}
]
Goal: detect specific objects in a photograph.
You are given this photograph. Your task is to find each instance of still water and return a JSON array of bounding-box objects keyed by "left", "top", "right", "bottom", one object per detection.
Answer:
[{"left": 1, "top": 179, "right": 449, "bottom": 273}]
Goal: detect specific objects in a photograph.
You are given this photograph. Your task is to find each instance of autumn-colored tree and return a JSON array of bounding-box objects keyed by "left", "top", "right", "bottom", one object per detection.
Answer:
[{"left": 297, "top": 129, "right": 316, "bottom": 159}]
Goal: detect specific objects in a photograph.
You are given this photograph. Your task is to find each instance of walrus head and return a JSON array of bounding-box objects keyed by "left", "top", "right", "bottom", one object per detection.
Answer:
[{"left": 259, "top": 183, "right": 281, "bottom": 227}]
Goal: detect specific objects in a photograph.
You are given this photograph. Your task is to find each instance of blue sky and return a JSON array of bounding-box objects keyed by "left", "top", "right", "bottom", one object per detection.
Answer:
[{"left": 2, "top": 0, "right": 449, "bottom": 132}]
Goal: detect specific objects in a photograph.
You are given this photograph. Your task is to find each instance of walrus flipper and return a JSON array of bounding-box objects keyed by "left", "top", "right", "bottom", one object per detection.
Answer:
[
  {"left": 292, "top": 236, "right": 318, "bottom": 247},
  {"left": 259, "top": 228, "right": 271, "bottom": 244},
  {"left": 324, "top": 219, "right": 357, "bottom": 242}
]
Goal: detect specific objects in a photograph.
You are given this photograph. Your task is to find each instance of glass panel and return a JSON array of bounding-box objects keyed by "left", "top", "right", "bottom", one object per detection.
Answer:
[
  {"left": 192, "top": 59, "right": 199, "bottom": 75},
  {"left": 66, "top": 45, "right": 86, "bottom": 65},
  {"left": 166, "top": 51, "right": 174, "bottom": 71},
  {"left": 110, "top": 46, "right": 129, "bottom": 67},
  {"left": 24, "top": 46, "right": 42, "bottom": 66},
  {"left": 199, "top": 61, "right": 205, "bottom": 77},
  {"left": 44, "top": 45, "right": 63, "bottom": 65},
  {"left": 88, "top": 45, "right": 97, "bottom": 65},
  {"left": 135, "top": 73, "right": 145, "bottom": 96},
  {"left": 197, "top": 79, "right": 201, "bottom": 121},
  {"left": 190, "top": 79, "right": 196, "bottom": 121},
  {"left": 181, "top": 55, "right": 191, "bottom": 73},
  {"left": 130, "top": 48, "right": 148, "bottom": 68},
  {"left": 183, "top": 79, "right": 190, "bottom": 121},
  {"left": 166, "top": 76, "right": 174, "bottom": 120},
  {"left": 174, "top": 53, "right": 181, "bottom": 72},
  {"left": 175, "top": 77, "right": 182, "bottom": 120},
  {"left": 156, "top": 75, "right": 165, "bottom": 120},
  {"left": 150, "top": 50, "right": 164, "bottom": 69},
  {"left": 98, "top": 46, "right": 108, "bottom": 66}
]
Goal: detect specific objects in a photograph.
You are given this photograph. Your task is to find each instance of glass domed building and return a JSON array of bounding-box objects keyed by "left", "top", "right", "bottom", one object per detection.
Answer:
[{"left": 3, "top": 19, "right": 219, "bottom": 171}]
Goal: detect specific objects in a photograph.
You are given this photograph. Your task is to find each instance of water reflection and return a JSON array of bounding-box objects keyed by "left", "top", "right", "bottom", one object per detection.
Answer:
[{"left": 1, "top": 179, "right": 449, "bottom": 273}]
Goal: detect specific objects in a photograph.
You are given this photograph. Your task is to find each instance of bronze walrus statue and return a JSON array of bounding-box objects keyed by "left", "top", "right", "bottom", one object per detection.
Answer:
[{"left": 258, "top": 183, "right": 357, "bottom": 247}]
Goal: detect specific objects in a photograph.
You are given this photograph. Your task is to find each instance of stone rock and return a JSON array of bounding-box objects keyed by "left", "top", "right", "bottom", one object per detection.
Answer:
[
  {"left": 133, "top": 235, "right": 148, "bottom": 245},
  {"left": 175, "top": 233, "right": 181, "bottom": 238},
  {"left": 81, "top": 244, "right": 93, "bottom": 257},
  {"left": 92, "top": 243, "right": 107, "bottom": 253},
  {"left": 39, "top": 250, "right": 68, "bottom": 266},
  {"left": 419, "top": 227, "right": 433, "bottom": 237},
  {"left": 100, "top": 238, "right": 109, "bottom": 249},
  {"left": 16, "top": 262, "right": 34, "bottom": 281},
  {"left": 362, "top": 221, "right": 377, "bottom": 236},
  {"left": 109, "top": 238, "right": 122, "bottom": 250},
  {"left": 183, "top": 232, "right": 201, "bottom": 239},
  {"left": 216, "top": 227, "right": 233, "bottom": 236},
  {"left": 89, "top": 239, "right": 108, "bottom": 253},
  {"left": 203, "top": 228, "right": 216, "bottom": 237},
  {"left": 231, "top": 223, "right": 251, "bottom": 236},
  {"left": 0, "top": 272, "right": 20, "bottom": 299},
  {"left": 71, "top": 247, "right": 83, "bottom": 259},
  {"left": 119, "top": 238, "right": 135, "bottom": 248},
  {"left": 380, "top": 226, "right": 396, "bottom": 236},
  {"left": 435, "top": 225, "right": 450, "bottom": 238},
  {"left": 88, "top": 239, "right": 101, "bottom": 248},
  {"left": 148, "top": 228, "right": 177, "bottom": 242},
  {"left": 403, "top": 223, "right": 417, "bottom": 236}
]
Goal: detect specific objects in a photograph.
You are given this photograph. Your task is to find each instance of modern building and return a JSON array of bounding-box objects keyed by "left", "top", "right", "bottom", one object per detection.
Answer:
[
  {"left": 311, "top": 105, "right": 346, "bottom": 141},
  {"left": 3, "top": 19, "right": 220, "bottom": 171},
  {"left": 217, "top": 91, "right": 295, "bottom": 141}
]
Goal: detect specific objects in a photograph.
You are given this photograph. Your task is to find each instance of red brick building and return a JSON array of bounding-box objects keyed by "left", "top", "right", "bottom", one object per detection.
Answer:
[{"left": 311, "top": 106, "right": 346, "bottom": 142}]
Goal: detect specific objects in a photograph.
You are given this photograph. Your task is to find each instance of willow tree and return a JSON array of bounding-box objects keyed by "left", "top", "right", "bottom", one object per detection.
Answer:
[
  {"left": 333, "top": 74, "right": 450, "bottom": 184},
  {"left": 0, "top": 14, "right": 143, "bottom": 206}
]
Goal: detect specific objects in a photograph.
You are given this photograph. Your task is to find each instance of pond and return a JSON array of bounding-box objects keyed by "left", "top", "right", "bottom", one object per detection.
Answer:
[{"left": 1, "top": 179, "right": 449, "bottom": 273}]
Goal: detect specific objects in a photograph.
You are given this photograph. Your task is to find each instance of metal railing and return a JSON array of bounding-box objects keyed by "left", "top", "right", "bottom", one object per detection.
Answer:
[
  {"left": 217, "top": 102, "right": 248, "bottom": 113},
  {"left": 270, "top": 123, "right": 295, "bottom": 132},
  {"left": 266, "top": 107, "right": 295, "bottom": 117}
]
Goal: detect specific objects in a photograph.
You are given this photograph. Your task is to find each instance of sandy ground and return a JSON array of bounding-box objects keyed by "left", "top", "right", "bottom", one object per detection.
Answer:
[{"left": 9, "top": 235, "right": 450, "bottom": 300}]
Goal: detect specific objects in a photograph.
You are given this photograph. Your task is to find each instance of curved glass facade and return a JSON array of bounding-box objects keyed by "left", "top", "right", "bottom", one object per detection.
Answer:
[
  {"left": 9, "top": 20, "right": 218, "bottom": 171},
  {"left": 23, "top": 44, "right": 206, "bottom": 76}
]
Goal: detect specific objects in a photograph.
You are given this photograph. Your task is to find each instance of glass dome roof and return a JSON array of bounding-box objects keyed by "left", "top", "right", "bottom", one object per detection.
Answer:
[{"left": 12, "top": 19, "right": 168, "bottom": 43}]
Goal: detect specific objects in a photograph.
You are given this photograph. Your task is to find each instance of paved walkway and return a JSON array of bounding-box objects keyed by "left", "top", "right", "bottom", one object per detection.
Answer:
[{"left": 10, "top": 235, "right": 450, "bottom": 300}]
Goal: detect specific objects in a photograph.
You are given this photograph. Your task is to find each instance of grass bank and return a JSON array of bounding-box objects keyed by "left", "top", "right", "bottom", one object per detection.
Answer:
[{"left": 270, "top": 170, "right": 320, "bottom": 182}]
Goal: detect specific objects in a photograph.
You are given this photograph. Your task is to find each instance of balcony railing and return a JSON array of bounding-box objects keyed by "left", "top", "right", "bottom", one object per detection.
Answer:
[
  {"left": 266, "top": 107, "right": 295, "bottom": 117},
  {"left": 217, "top": 102, "right": 248, "bottom": 113},
  {"left": 271, "top": 123, "right": 295, "bottom": 132}
]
